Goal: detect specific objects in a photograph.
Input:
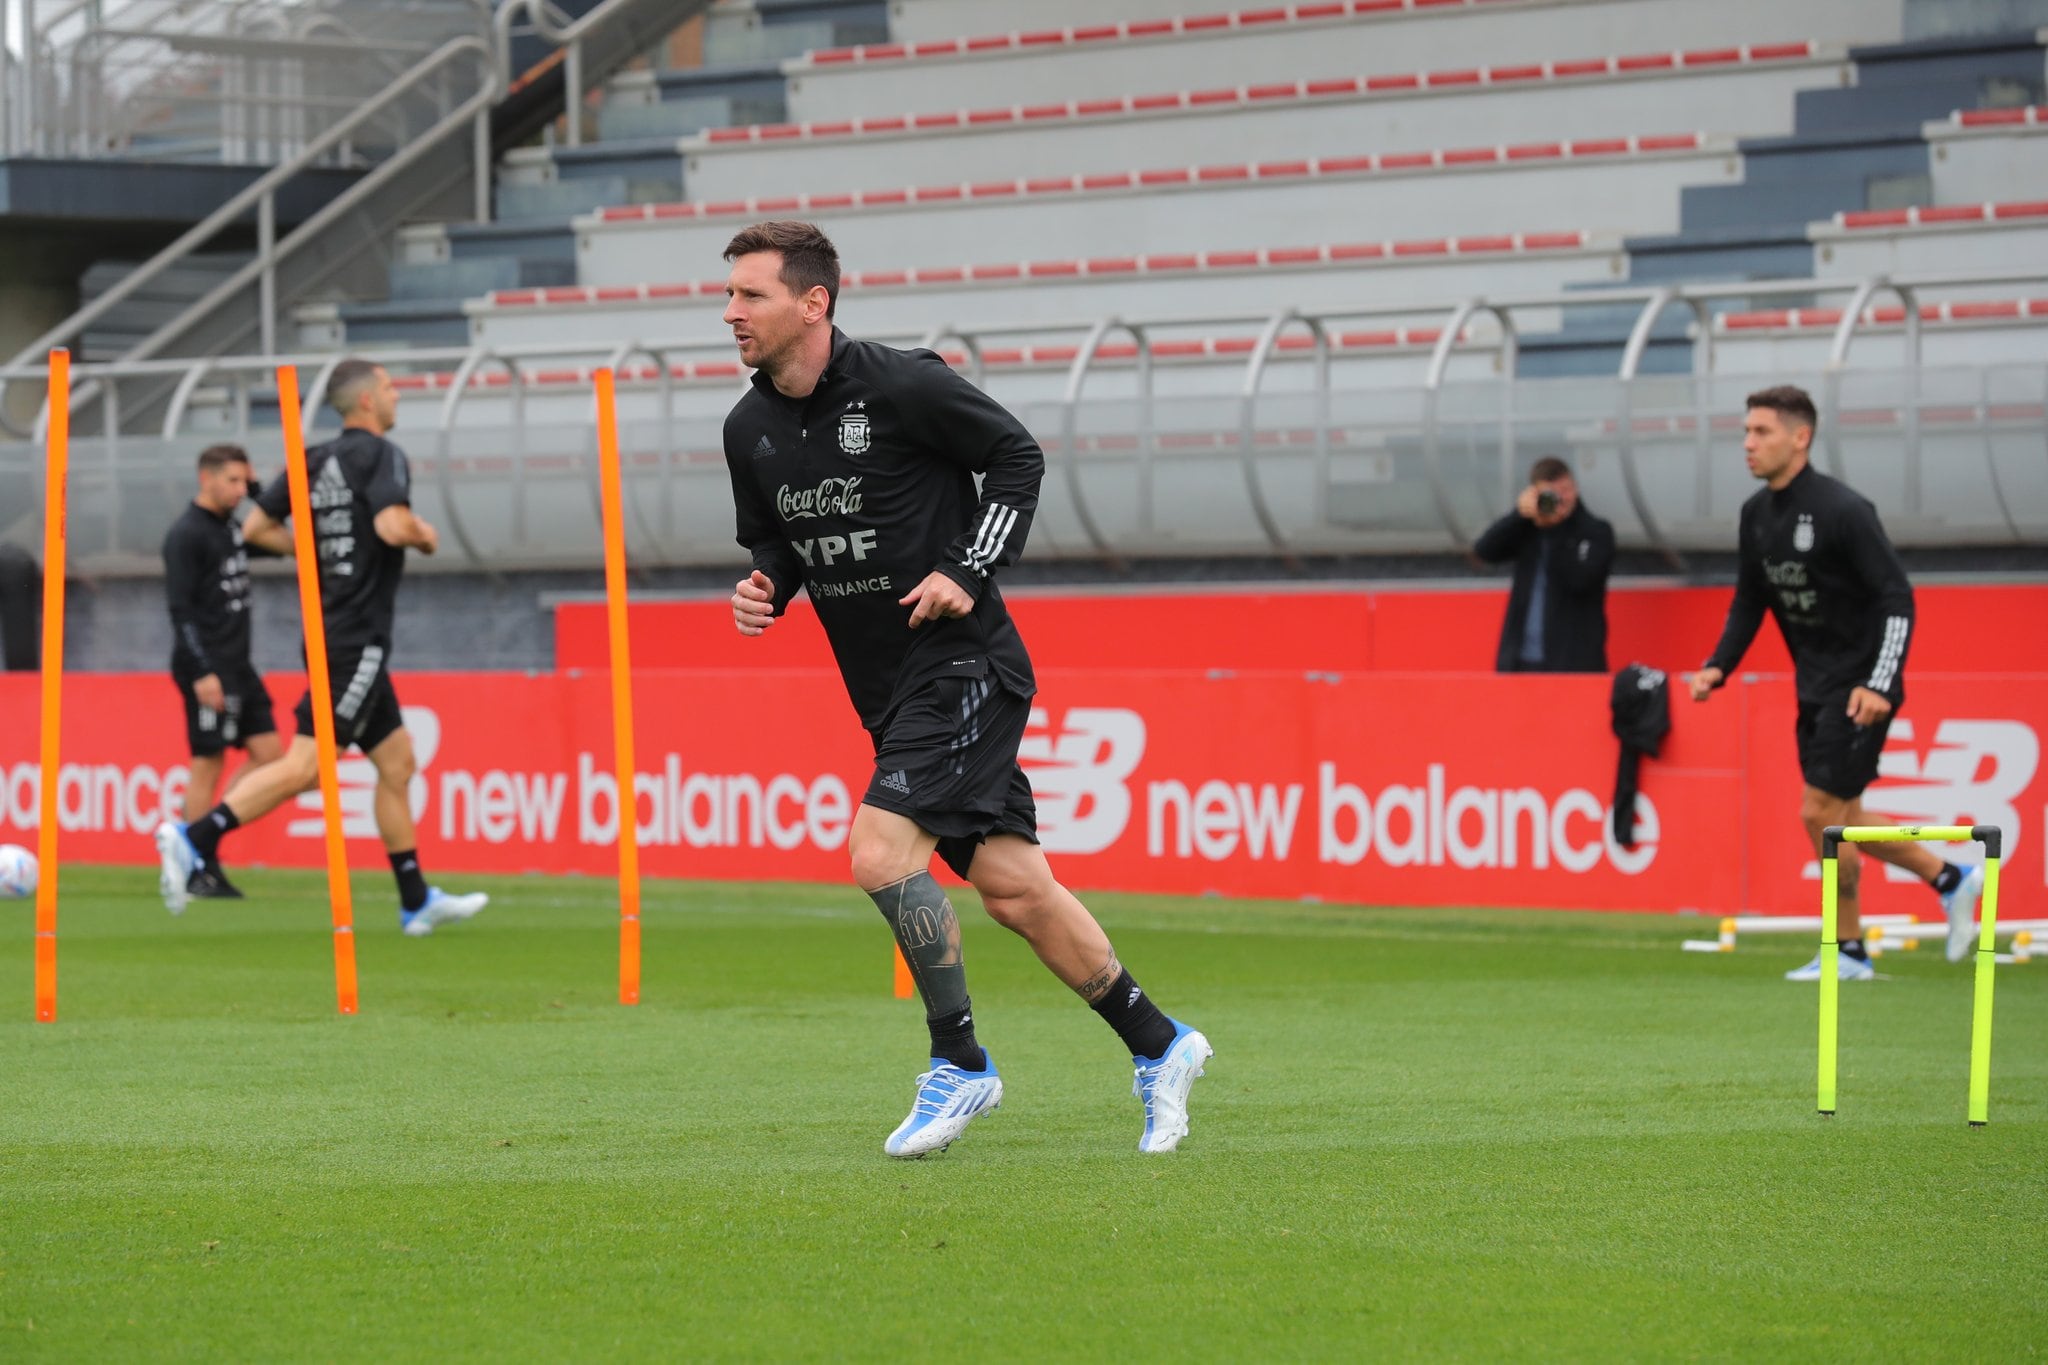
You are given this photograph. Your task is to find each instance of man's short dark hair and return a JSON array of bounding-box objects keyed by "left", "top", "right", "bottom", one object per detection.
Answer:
[
  {"left": 1746, "top": 383, "right": 1818, "bottom": 431},
  {"left": 326, "top": 358, "right": 383, "bottom": 418},
  {"left": 723, "top": 220, "right": 840, "bottom": 320},
  {"left": 196, "top": 443, "right": 250, "bottom": 473},
  {"left": 1528, "top": 456, "right": 1572, "bottom": 485}
]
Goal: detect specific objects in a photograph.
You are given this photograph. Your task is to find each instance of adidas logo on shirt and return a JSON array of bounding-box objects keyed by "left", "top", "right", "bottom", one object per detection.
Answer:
[
  {"left": 751, "top": 435, "right": 777, "bottom": 460},
  {"left": 878, "top": 770, "right": 911, "bottom": 796}
]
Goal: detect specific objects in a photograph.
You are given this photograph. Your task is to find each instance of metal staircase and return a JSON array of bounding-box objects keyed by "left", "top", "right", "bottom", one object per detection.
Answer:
[{"left": 0, "top": 0, "right": 703, "bottom": 434}]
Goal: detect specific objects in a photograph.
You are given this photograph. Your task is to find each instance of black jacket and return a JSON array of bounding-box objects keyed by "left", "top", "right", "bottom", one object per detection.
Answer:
[
  {"left": 723, "top": 329, "right": 1040, "bottom": 734},
  {"left": 1472, "top": 501, "right": 1615, "bottom": 674},
  {"left": 1702, "top": 464, "right": 1913, "bottom": 707}
]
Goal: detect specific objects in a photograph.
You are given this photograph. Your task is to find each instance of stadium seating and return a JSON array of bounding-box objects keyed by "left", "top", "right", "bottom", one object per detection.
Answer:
[
  {"left": 195, "top": 0, "right": 2048, "bottom": 574},
  {"left": 784, "top": 0, "right": 1894, "bottom": 122}
]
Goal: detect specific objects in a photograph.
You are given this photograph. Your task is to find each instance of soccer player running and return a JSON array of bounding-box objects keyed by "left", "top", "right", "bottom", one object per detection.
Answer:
[
  {"left": 1688, "top": 385, "right": 1982, "bottom": 980},
  {"left": 720, "top": 221, "right": 1211, "bottom": 1157},
  {"left": 162, "top": 444, "right": 283, "bottom": 899},
  {"left": 153, "top": 360, "right": 487, "bottom": 936}
]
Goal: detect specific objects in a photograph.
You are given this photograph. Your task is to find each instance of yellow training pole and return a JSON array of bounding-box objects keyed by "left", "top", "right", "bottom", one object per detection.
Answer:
[
  {"left": 276, "top": 367, "right": 358, "bottom": 1016},
  {"left": 1967, "top": 839, "right": 2002, "bottom": 1127},
  {"left": 33, "top": 350, "right": 69, "bottom": 1024},
  {"left": 1818, "top": 827, "right": 1839, "bottom": 1117},
  {"left": 593, "top": 369, "right": 641, "bottom": 1006}
]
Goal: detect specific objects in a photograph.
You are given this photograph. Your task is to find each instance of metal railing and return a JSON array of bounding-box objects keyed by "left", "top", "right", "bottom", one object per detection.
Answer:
[
  {"left": 1, "top": 267, "right": 2043, "bottom": 575},
  {"left": 2, "top": 0, "right": 490, "bottom": 162},
  {"left": 0, "top": 33, "right": 497, "bottom": 420}
]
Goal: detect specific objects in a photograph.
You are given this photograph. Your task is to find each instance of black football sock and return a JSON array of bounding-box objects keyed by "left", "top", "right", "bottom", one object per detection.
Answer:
[
  {"left": 389, "top": 850, "right": 429, "bottom": 912},
  {"left": 1932, "top": 863, "right": 1963, "bottom": 896},
  {"left": 869, "top": 871, "right": 985, "bottom": 1072},
  {"left": 1841, "top": 938, "right": 1868, "bottom": 961},
  {"left": 186, "top": 804, "right": 239, "bottom": 864},
  {"left": 926, "top": 1002, "right": 986, "bottom": 1073},
  {"left": 1091, "top": 968, "right": 1177, "bottom": 1061}
]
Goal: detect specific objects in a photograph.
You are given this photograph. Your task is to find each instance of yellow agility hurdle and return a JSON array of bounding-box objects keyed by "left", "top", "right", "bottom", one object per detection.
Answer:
[{"left": 1818, "top": 825, "right": 2003, "bottom": 1127}]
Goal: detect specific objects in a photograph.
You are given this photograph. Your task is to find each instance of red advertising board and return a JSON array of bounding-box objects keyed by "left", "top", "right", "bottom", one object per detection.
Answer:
[
  {"left": 554, "top": 583, "right": 2048, "bottom": 676},
  {"left": 3, "top": 668, "right": 2038, "bottom": 917}
]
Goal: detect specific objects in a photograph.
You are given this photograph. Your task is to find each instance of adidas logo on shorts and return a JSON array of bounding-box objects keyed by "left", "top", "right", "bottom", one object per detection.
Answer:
[{"left": 879, "top": 770, "right": 911, "bottom": 796}]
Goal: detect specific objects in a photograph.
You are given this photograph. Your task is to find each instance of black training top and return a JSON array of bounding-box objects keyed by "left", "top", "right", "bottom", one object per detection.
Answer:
[
  {"left": 255, "top": 427, "right": 412, "bottom": 651},
  {"left": 1703, "top": 463, "right": 1915, "bottom": 706},
  {"left": 162, "top": 501, "right": 253, "bottom": 678},
  {"left": 724, "top": 329, "right": 1041, "bottom": 733}
]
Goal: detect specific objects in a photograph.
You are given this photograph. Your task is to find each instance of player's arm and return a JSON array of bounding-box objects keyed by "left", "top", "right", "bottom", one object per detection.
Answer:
[
  {"left": 1845, "top": 498, "right": 1914, "bottom": 722},
  {"left": 359, "top": 442, "right": 437, "bottom": 554},
  {"left": 898, "top": 353, "right": 1043, "bottom": 625},
  {"left": 1691, "top": 511, "right": 1768, "bottom": 701},
  {"left": 244, "top": 470, "right": 296, "bottom": 556},
  {"left": 239, "top": 504, "right": 293, "bottom": 557},
  {"left": 725, "top": 426, "right": 804, "bottom": 634},
  {"left": 1554, "top": 515, "right": 1615, "bottom": 597},
  {"left": 372, "top": 504, "right": 437, "bottom": 555},
  {"left": 162, "top": 525, "right": 218, "bottom": 696}
]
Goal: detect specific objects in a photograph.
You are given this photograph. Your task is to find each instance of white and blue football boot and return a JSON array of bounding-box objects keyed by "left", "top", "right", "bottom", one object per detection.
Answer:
[
  {"left": 401, "top": 886, "right": 489, "bottom": 937},
  {"left": 153, "top": 820, "right": 200, "bottom": 915},
  {"left": 1785, "top": 951, "right": 1875, "bottom": 982},
  {"left": 883, "top": 1057, "right": 1002, "bottom": 1158},
  {"left": 1940, "top": 864, "right": 1987, "bottom": 963},
  {"left": 1133, "top": 1020, "right": 1213, "bottom": 1153}
]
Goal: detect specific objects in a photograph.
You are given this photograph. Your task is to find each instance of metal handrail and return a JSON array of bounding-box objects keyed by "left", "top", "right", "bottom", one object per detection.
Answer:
[
  {"left": 493, "top": 0, "right": 649, "bottom": 148},
  {"left": 1056, "top": 317, "right": 1146, "bottom": 566},
  {"left": 1237, "top": 310, "right": 1326, "bottom": 566},
  {"left": 1615, "top": 286, "right": 1706, "bottom": 568},
  {"left": 1422, "top": 298, "right": 1516, "bottom": 551},
  {"left": 3, "top": 35, "right": 493, "bottom": 383},
  {"left": 1823, "top": 276, "right": 1923, "bottom": 508}
]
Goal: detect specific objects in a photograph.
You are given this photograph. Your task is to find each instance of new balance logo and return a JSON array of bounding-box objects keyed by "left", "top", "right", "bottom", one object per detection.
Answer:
[
  {"left": 879, "top": 770, "right": 911, "bottom": 796},
  {"left": 751, "top": 436, "right": 777, "bottom": 460}
]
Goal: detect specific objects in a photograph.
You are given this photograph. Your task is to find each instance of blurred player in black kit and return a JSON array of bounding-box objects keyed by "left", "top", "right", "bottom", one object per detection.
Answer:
[
  {"left": 1688, "top": 385, "right": 1982, "bottom": 980},
  {"left": 161, "top": 444, "right": 282, "bottom": 898},
  {"left": 720, "top": 221, "right": 1211, "bottom": 1157},
  {"left": 153, "top": 360, "right": 487, "bottom": 936}
]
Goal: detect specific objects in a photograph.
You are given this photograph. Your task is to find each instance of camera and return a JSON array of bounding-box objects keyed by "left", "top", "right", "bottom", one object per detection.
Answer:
[{"left": 1536, "top": 488, "right": 1561, "bottom": 516}]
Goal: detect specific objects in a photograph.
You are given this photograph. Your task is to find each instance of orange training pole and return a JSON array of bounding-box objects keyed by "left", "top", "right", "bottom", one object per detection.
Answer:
[
  {"left": 276, "top": 366, "right": 358, "bottom": 1015},
  {"left": 893, "top": 946, "right": 915, "bottom": 1000},
  {"left": 33, "top": 350, "right": 69, "bottom": 1023},
  {"left": 594, "top": 369, "right": 642, "bottom": 1005}
]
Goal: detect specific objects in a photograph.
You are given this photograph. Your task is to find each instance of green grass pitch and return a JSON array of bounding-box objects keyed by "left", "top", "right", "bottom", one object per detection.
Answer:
[{"left": 4, "top": 867, "right": 2046, "bottom": 1360}]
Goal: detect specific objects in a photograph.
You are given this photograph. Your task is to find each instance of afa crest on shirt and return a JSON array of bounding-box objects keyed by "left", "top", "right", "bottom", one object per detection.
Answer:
[
  {"left": 839, "top": 412, "right": 871, "bottom": 454},
  {"left": 1793, "top": 514, "right": 1815, "bottom": 552}
]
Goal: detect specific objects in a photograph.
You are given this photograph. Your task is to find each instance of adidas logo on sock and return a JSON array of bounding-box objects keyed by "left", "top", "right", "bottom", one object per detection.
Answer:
[{"left": 879, "top": 770, "right": 911, "bottom": 795}]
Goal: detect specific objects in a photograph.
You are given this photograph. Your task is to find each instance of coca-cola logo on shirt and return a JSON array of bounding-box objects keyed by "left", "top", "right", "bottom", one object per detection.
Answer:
[{"left": 778, "top": 477, "right": 864, "bottom": 520}]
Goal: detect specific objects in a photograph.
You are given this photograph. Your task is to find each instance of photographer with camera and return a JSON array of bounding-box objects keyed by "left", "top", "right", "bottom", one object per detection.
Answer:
[{"left": 1472, "top": 456, "right": 1615, "bottom": 674}]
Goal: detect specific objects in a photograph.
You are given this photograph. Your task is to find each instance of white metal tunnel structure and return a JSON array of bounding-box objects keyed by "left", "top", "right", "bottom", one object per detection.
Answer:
[{"left": 1, "top": 266, "right": 2044, "bottom": 577}]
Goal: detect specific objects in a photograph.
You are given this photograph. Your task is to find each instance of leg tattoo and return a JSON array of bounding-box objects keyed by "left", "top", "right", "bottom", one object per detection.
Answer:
[
  {"left": 869, "top": 871, "right": 983, "bottom": 1070},
  {"left": 1076, "top": 950, "right": 1122, "bottom": 1004},
  {"left": 871, "top": 871, "right": 964, "bottom": 992}
]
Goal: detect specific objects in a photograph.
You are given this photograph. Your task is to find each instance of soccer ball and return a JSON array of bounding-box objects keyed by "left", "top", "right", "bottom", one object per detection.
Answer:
[{"left": 0, "top": 844, "right": 37, "bottom": 899}]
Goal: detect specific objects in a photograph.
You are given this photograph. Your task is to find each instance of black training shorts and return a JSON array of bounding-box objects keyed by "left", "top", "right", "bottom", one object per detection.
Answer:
[
  {"left": 863, "top": 666, "right": 1040, "bottom": 879},
  {"left": 293, "top": 643, "right": 404, "bottom": 754},
  {"left": 1796, "top": 697, "right": 1894, "bottom": 800},
  {"left": 175, "top": 664, "right": 277, "bottom": 757}
]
